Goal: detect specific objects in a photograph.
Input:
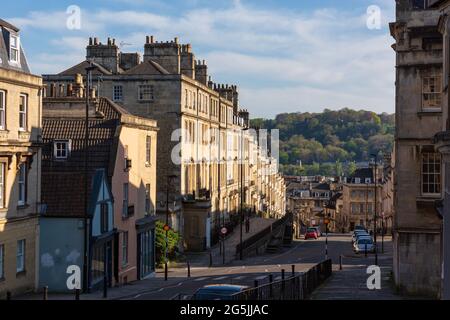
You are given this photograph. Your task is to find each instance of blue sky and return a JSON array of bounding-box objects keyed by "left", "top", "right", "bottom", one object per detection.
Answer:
[{"left": 3, "top": 0, "right": 396, "bottom": 118}]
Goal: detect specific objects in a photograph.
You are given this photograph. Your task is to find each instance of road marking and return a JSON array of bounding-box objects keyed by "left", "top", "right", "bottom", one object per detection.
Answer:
[
  {"left": 233, "top": 276, "right": 246, "bottom": 280},
  {"left": 194, "top": 277, "right": 209, "bottom": 282},
  {"left": 255, "top": 275, "right": 267, "bottom": 280},
  {"left": 275, "top": 276, "right": 282, "bottom": 280},
  {"left": 213, "top": 276, "right": 228, "bottom": 280}
]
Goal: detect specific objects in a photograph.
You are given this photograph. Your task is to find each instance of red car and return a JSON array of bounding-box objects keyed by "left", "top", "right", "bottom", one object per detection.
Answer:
[{"left": 305, "top": 228, "right": 318, "bottom": 240}]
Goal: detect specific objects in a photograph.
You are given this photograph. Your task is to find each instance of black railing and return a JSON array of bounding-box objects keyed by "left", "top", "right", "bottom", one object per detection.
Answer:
[
  {"left": 235, "top": 212, "right": 292, "bottom": 255},
  {"left": 231, "top": 259, "right": 332, "bottom": 300}
]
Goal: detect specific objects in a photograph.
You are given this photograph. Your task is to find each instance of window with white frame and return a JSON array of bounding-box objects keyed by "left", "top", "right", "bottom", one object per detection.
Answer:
[
  {"left": 113, "top": 85, "right": 123, "bottom": 101},
  {"left": 422, "top": 152, "right": 441, "bottom": 195},
  {"left": 122, "top": 183, "right": 129, "bottom": 217},
  {"left": 354, "top": 178, "right": 361, "bottom": 184},
  {"left": 146, "top": 136, "right": 151, "bottom": 165},
  {"left": 18, "top": 163, "right": 26, "bottom": 205},
  {"left": 145, "top": 184, "right": 151, "bottom": 215},
  {"left": 0, "top": 244, "right": 4, "bottom": 279},
  {"left": 0, "top": 163, "right": 5, "bottom": 209},
  {"left": 9, "top": 35, "right": 19, "bottom": 63},
  {"left": 19, "top": 94, "right": 27, "bottom": 131},
  {"left": 54, "top": 140, "right": 70, "bottom": 159},
  {"left": 16, "top": 239, "right": 25, "bottom": 273},
  {"left": 422, "top": 75, "right": 442, "bottom": 109},
  {"left": 138, "top": 85, "right": 154, "bottom": 101},
  {"left": 122, "top": 231, "right": 128, "bottom": 266},
  {"left": 0, "top": 90, "right": 5, "bottom": 130}
]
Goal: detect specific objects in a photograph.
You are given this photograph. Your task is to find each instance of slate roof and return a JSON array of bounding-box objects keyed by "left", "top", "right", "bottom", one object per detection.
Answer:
[
  {"left": 348, "top": 168, "right": 373, "bottom": 183},
  {"left": 122, "top": 60, "right": 170, "bottom": 75},
  {"left": 58, "top": 60, "right": 113, "bottom": 76},
  {"left": 41, "top": 98, "right": 122, "bottom": 217},
  {"left": 0, "top": 19, "right": 31, "bottom": 73}
]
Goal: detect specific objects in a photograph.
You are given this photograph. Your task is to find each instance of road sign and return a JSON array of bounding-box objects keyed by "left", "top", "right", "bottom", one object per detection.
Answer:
[
  {"left": 163, "top": 224, "right": 170, "bottom": 231},
  {"left": 221, "top": 227, "right": 227, "bottom": 235}
]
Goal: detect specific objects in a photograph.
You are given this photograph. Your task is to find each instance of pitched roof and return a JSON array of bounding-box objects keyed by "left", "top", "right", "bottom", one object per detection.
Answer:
[
  {"left": 41, "top": 99, "right": 120, "bottom": 217},
  {"left": 0, "top": 20, "right": 31, "bottom": 73},
  {"left": 348, "top": 168, "right": 373, "bottom": 182},
  {"left": 0, "top": 19, "right": 19, "bottom": 32},
  {"left": 58, "top": 60, "right": 113, "bottom": 76},
  {"left": 122, "top": 59, "right": 170, "bottom": 75}
]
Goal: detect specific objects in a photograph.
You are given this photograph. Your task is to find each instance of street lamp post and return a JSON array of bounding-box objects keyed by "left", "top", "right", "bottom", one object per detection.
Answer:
[
  {"left": 83, "top": 64, "right": 96, "bottom": 293},
  {"left": 239, "top": 125, "right": 249, "bottom": 261},
  {"left": 164, "top": 175, "right": 177, "bottom": 281},
  {"left": 371, "top": 154, "right": 378, "bottom": 266}
]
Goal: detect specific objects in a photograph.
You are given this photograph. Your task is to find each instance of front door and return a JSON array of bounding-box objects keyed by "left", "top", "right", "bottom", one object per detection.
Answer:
[{"left": 137, "top": 230, "right": 155, "bottom": 279}]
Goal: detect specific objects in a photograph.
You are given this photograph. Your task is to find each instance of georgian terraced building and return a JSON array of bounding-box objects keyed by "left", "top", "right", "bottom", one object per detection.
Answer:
[
  {"left": 390, "top": 0, "right": 444, "bottom": 298},
  {"left": 0, "top": 19, "right": 42, "bottom": 299},
  {"left": 43, "top": 36, "right": 286, "bottom": 252}
]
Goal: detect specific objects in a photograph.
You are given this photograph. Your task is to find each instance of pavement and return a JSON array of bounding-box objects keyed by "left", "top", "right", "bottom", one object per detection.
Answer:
[
  {"left": 18, "top": 216, "right": 275, "bottom": 300},
  {"left": 310, "top": 235, "right": 403, "bottom": 300},
  {"left": 17, "top": 231, "right": 408, "bottom": 300},
  {"left": 182, "top": 216, "right": 275, "bottom": 267}
]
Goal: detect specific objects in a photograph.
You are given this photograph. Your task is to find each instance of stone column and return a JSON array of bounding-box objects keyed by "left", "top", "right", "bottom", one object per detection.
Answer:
[{"left": 437, "top": 143, "right": 450, "bottom": 300}]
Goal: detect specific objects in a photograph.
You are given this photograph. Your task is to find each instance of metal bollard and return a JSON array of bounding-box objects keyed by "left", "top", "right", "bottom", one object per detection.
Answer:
[
  {"left": 103, "top": 276, "right": 108, "bottom": 298},
  {"left": 269, "top": 274, "right": 273, "bottom": 299},
  {"left": 187, "top": 261, "right": 191, "bottom": 278},
  {"left": 6, "top": 291, "right": 11, "bottom": 300},
  {"left": 43, "top": 286, "right": 48, "bottom": 300},
  {"left": 75, "top": 289, "right": 80, "bottom": 300},
  {"left": 254, "top": 280, "right": 259, "bottom": 300},
  {"left": 209, "top": 251, "right": 213, "bottom": 268},
  {"left": 281, "top": 269, "right": 285, "bottom": 280},
  {"left": 291, "top": 265, "right": 295, "bottom": 276},
  {"left": 365, "top": 243, "right": 368, "bottom": 258},
  {"left": 339, "top": 255, "right": 343, "bottom": 270}
]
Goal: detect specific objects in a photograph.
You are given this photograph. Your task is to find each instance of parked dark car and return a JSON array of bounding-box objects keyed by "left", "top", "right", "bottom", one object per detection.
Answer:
[{"left": 193, "top": 285, "right": 250, "bottom": 300}]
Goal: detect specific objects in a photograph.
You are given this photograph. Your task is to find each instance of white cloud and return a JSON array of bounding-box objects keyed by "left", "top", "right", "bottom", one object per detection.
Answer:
[{"left": 9, "top": 1, "right": 396, "bottom": 117}]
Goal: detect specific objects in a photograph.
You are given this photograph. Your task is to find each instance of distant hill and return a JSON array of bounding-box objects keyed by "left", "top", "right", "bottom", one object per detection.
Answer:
[{"left": 250, "top": 108, "right": 394, "bottom": 176}]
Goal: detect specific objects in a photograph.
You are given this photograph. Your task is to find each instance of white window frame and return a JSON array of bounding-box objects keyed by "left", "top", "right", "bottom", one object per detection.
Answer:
[
  {"left": 0, "top": 90, "right": 5, "bottom": 130},
  {"left": 19, "top": 94, "right": 27, "bottom": 131},
  {"left": 18, "top": 163, "right": 26, "bottom": 206},
  {"left": 138, "top": 85, "right": 154, "bottom": 101},
  {"left": 53, "top": 140, "right": 70, "bottom": 159},
  {"left": 113, "top": 85, "right": 123, "bottom": 101},
  {"left": 146, "top": 136, "right": 151, "bottom": 165},
  {"left": 354, "top": 178, "right": 361, "bottom": 184},
  {"left": 422, "top": 152, "right": 441, "bottom": 196},
  {"left": 422, "top": 75, "right": 442, "bottom": 110},
  {"left": 145, "top": 184, "right": 151, "bottom": 215},
  {"left": 0, "top": 244, "right": 4, "bottom": 279},
  {"left": 122, "top": 183, "right": 129, "bottom": 217},
  {"left": 9, "top": 34, "right": 20, "bottom": 64},
  {"left": 0, "top": 163, "right": 5, "bottom": 209},
  {"left": 16, "top": 239, "right": 25, "bottom": 273},
  {"left": 122, "top": 231, "right": 128, "bottom": 267}
]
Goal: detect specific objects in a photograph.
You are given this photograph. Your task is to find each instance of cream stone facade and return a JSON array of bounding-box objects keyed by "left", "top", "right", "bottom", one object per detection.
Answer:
[
  {"left": 42, "top": 36, "right": 286, "bottom": 252},
  {"left": 390, "top": 1, "right": 443, "bottom": 297},
  {"left": 0, "top": 19, "right": 42, "bottom": 298}
]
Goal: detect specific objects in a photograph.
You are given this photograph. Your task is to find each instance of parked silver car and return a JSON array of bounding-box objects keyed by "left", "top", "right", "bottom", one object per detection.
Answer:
[{"left": 353, "top": 238, "right": 375, "bottom": 253}]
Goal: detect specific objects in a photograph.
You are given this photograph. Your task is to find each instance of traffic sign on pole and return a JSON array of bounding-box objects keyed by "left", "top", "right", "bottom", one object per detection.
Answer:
[{"left": 221, "top": 227, "right": 227, "bottom": 235}]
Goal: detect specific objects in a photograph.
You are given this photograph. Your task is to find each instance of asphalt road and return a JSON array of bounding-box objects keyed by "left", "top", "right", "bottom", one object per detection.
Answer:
[{"left": 128, "top": 233, "right": 385, "bottom": 300}]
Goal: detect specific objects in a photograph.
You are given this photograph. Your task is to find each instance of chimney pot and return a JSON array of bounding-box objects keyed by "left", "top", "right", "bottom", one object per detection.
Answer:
[
  {"left": 151, "top": 35, "right": 154, "bottom": 43},
  {"left": 89, "top": 37, "right": 93, "bottom": 45},
  {"left": 174, "top": 37, "right": 179, "bottom": 44}
]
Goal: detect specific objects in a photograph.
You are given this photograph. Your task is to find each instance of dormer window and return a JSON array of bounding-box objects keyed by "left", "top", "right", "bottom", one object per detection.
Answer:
[
  {"left": 54, "top": 140, "right": 71, "bottom": 159},
  {"left": 9, "top": 34, "right": 20, "bottom": 63}
]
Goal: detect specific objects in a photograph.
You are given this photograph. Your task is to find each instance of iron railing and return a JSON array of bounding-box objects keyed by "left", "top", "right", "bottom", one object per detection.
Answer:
[{"left": 231, "top": 259, "right": 332, "bottom": 300}]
